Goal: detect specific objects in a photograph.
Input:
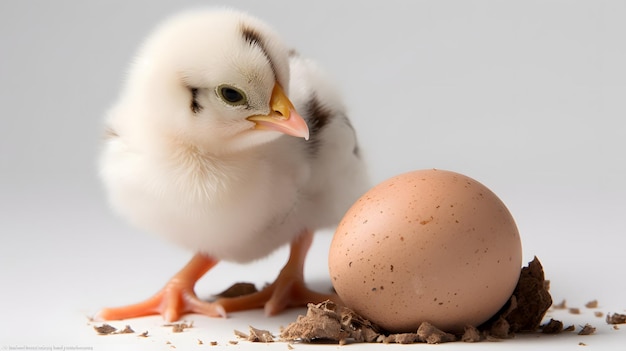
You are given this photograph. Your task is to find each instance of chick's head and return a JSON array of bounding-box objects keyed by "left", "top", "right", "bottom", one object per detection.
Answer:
[{"left": 120, "top": 9, "right": 306, "bottom": 155}]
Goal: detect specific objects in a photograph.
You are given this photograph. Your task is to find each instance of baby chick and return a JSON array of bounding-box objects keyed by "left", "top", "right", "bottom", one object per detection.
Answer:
[{"left": 98, "top": 8, "right": 368, "bottom": 322}]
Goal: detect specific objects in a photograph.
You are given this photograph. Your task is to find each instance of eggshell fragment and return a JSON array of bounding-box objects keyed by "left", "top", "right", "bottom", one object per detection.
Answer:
[{"left": 329, "top": 169, "right": 522, "bottom": 333}]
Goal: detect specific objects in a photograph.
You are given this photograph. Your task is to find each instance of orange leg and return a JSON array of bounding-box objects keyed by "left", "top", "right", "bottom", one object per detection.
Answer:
[
  {"left": 217, "top": 230, "right": 338, "bottom": 315},
  {"left": 97, "top": 253, "right": 225, "bottom": 322}
]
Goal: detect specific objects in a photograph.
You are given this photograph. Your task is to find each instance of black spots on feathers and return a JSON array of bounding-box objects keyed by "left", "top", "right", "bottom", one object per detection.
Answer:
[
  {"left": 342, "top": 115, "right": 362, "bottom": 158},
  {"left": 304, "top": 95, "right": 361, "bottom": 158},
  {"left": 304, "top": 95, "right": 331, "bottom": 155},
  {"left": 190, "top": 87, "right": 202, "bottom": 113},
  {"left": 353, "top": 144, "right": 361, "bottom": 158},
  {"left": 241, "top": 25, "right": 263, "bottom": 51},
  {"left": 240, "top": 25, "right": 277, "bottom": 79}
]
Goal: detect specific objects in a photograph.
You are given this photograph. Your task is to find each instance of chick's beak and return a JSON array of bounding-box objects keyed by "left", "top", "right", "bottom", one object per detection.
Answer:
[{"left": 247, "top": 84, "right": 310, "bottom": 140}]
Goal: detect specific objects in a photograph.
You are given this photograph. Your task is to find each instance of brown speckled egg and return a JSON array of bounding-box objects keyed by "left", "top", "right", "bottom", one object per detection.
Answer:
[{"left": 328, "top": 169, "right": 522, "bottom": 333}]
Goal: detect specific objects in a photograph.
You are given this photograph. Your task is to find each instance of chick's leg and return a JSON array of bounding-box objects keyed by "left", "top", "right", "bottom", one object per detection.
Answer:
[
  {"left": 98, "top": 254, "right": 225, "bottom": 322},
  {"left": 216, "top": 229, "right": 337, "bottom": 315}
]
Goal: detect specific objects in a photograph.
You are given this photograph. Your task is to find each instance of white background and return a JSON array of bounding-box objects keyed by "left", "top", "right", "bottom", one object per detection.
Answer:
[{"left": 1, "top": 0, "right": 625, "bottom": 349}]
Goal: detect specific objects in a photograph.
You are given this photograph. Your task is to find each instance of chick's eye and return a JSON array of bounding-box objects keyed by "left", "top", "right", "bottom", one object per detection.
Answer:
[{"left": 217, "top": 85, "right": 247, "bottom": 106}]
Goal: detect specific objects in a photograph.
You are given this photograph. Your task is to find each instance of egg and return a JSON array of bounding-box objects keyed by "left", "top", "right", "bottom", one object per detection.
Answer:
[{"left": 328, "top": 169, "right": 522, "bottom": 333}]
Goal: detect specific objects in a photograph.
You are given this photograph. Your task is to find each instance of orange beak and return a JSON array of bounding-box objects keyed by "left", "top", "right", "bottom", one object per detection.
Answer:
[{"left": 247, "top": 84, "right": 310, "bottom": 140}]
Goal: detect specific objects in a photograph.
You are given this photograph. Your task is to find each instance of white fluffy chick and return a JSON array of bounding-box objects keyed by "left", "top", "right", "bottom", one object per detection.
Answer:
[{"left": 97, "top": 8, "right": 368, "bottom": 322}]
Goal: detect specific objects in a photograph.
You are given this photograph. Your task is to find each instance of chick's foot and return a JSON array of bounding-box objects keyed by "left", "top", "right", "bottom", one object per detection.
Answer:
[
  {"left": 216, "top": 271, "right": 337, "bottom": 316},
  {"left": 216, "top": 230, "right": 336, "bottom": 315},
  {"left": 97, "top": 254, "right": 225, "bottom": 322}
]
